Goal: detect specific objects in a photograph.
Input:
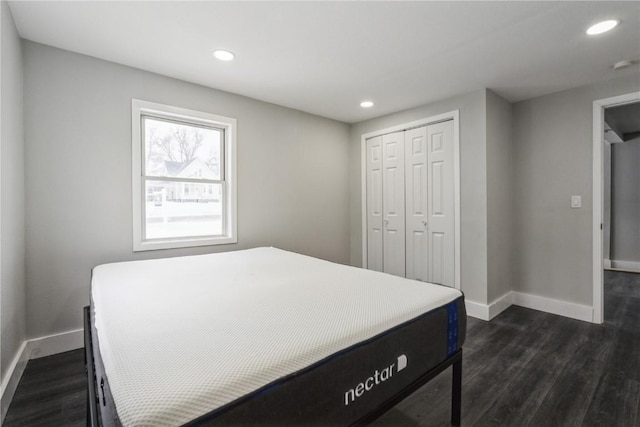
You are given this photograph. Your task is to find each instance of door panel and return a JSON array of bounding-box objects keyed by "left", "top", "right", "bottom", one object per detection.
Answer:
[
  {"left": 431, "top": 232, "right": 445, "bottom": 284},
  {"left": 427, "top": 121, "right": 455, "bottom": 286},
  {"left": 405, "top": 127, "right": 428, "bottom": 280},
  {"left": 432, "top": 161, "right": 444, "bottom": 215},
  {"left": 372, "top": 169, "right": 381, "bottom": 216},
  {"left": 412, "top": 164, "right": 426, "bottom": 215},
  {"left": 366, "top": 136, "right": 383, "bottom": 272},
  {"left": 385, "top": 168, "right": 399, "bottom": 214},
  {"left": 410, "top": 230, "right": 426, "bottom": 280},
  {"left": 382, "top": 132, "right": 405, "bottom": 277}
]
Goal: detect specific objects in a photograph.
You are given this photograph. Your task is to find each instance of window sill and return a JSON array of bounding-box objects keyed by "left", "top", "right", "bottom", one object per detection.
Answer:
[{"left": 133, "top": 235, "right": 237, "bottom": 252}]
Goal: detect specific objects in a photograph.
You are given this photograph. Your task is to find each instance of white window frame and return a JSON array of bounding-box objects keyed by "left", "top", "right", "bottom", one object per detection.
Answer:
[{"left": 132, "top": 99, "right": 237, "bottom": 251}]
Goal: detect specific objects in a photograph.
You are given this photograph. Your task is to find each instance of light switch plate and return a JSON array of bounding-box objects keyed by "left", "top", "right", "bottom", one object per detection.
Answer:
[{"left": 571, "top": 195, "right": 582, "bottom": 208}]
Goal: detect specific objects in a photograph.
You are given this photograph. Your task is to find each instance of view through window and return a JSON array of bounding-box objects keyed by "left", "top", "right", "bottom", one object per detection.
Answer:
[{"left": 143, "top": 117, "right": 224, "bottom": 239}]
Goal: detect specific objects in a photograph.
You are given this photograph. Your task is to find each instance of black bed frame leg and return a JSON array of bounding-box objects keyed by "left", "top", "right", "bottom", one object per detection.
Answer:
[
  {"left": 451, "top": 351, "right": 462, "bottom": 426},
  {"left": 84, "top": 306, "right": 100, "bottom": 427},
  {"left": 86, "top": 385, "right": 91, "bottom": 426}
]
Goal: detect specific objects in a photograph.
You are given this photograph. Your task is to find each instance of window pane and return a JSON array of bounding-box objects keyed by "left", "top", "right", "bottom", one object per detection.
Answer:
[
  {"left": 145, "top": 180, "right": 223, "bottom": 239},
  {"left": 144, "top": 117, "right": 222, "bottom": 180}
]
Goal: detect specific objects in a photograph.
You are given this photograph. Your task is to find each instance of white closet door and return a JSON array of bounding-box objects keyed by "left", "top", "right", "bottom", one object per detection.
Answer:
[
  {"left": 366, "top": 136, "right": 383, "bottom": 272},
  {"left": 405, "top": 126, "right": 428, "bottom": 281},
  {"left": 382, "top": 132, "right": 406, "bottom": 277},
  {"left": 427, "top": 120, "right": 455, "bottom": 286}
]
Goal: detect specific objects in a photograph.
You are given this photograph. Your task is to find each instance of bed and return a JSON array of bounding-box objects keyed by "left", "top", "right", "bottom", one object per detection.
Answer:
[{"left": 84, "top": 247, "right": 466, "bottom": 426}]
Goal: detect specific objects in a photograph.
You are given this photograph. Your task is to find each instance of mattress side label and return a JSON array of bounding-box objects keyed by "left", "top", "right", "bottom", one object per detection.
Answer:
[{"left": 343, "top": 354, "right": 407, "bottom": 406}]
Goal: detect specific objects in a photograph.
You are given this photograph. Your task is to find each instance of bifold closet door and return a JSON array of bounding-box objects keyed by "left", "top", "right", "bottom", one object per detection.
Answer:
[
  {"left": 366, "top": 136, "right": 383, "bottom": 272},
  {"left": 381, "top": 132, "right": 406, "bottom": 277},
  {"left": 426, "top": 120, "right": 455, "bottom": 286},
  {"left": 366, "top": 132, "right": 405, "bottom": 275},
  {"left": 406, "top": 121, "right": 455, "bottom": 286},
  {"left": 405, "top": 126, "right": 429, "bottom": 281}
]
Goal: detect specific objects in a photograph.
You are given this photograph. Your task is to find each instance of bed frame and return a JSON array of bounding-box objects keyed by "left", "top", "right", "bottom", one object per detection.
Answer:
[{"left": 84, "top": 306, "right": 462, "bottom": 426}]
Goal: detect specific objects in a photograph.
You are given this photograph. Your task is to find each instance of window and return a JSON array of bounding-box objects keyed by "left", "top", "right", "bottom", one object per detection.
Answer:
[{"left": 132, "top": 99, "right": 237, "bottom": 251}]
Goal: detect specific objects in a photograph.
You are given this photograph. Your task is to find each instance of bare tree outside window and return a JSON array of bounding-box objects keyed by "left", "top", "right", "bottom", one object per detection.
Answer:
[{"left": 145, "top": 118, "right": 221, "bottom": 179}]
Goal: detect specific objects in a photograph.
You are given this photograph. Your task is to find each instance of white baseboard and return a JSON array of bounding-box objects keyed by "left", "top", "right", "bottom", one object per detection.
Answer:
[
  {"left": 27, "top": 328, "right": 84, "bottom": 360},
  {"left": 488, "top": 292, "right": 514, "bottom": 320},
  {"left": 465, "top": 291, "right": 593, "bottom": 324},
  {"left": 0, "top": 341, "right": 29, "bottom": 422},
  {"left": 465, "top": 299, "right": 490, "bottom": 321},
  {"left": 512, "top": 292, "right": 593, "bottom": 323},
  {"left": 465, "top": 292, "right": 514, "bottom": 322},
  {"left": 610, "top": 259, "right": 640, "bottom": 272},
  {"left": 0, "top": 328, "right": 84, "bottom": 422}
]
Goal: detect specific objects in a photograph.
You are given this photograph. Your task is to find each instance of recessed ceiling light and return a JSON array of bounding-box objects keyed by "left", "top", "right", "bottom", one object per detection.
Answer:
[
  {"left": 213, "top": 50, "right": 235, "bottom": 61},
  {"left": 360, "top": 101, "right": 374, "bottom": 108},
  {"left": 586, "top": 19, "right": 619, "bottom": 35}
]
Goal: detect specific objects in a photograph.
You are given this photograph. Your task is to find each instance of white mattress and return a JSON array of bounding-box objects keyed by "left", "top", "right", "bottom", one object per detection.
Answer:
[{"left": 91, "top": 247, "right": 462, "bottom": 426}]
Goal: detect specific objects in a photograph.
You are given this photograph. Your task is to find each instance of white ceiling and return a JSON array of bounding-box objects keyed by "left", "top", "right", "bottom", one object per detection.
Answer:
[{"left": 8, "top": 1, "right": 640, "bottom": 123}]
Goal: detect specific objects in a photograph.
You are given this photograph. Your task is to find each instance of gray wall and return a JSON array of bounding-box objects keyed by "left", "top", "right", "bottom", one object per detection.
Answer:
[
  {"left": 23, "top": 42, "right": 351, "bottom": 339},
  {"left": 1, "top": 0, "right": 26, "bottom": 384},
  {"left": 512, "top": 75, "right": 640, "bottom": 305},
  {"left": 486, "top": 91, "right": 513, "bottom": 303},
  {"left": 610, "top": 136, "right": 640, "bottom": 264},
  {"left": 349, "top": 89, "right": 488, "bottom": 304}
]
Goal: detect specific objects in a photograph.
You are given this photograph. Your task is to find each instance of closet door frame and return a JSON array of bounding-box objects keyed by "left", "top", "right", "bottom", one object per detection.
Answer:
[{"left": 361, "top": 110, "right": 461, "bottom": 290}]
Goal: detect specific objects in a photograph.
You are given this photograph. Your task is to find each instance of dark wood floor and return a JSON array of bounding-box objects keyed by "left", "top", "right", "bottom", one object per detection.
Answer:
[{"left": 4, "top": 271, "right": 639, "bottom": 426}]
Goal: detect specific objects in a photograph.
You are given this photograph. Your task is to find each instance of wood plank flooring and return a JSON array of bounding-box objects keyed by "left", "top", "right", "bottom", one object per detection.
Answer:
[
  {"left": 3, "top": 348, "right": 86, "bottom": 426},
  {"left": 4, "top": 271, "right": 639, "bottom": 426}
]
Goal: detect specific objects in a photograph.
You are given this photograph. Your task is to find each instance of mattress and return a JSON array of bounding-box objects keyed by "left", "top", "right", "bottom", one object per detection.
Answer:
[{"left": 90, "top": 247, "right": 465, "bottom": 426}]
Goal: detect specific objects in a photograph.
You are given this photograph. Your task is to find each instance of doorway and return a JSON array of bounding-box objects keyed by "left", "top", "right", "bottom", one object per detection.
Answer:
[
  {"left": 592, "top": 92, "right": 640, "bottom": 323},
  {"left": 603, "top": 101, "right": 640, "bottom": 273}
]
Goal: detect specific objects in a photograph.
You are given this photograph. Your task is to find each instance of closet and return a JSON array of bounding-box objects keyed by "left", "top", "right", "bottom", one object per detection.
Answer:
[{"left": 366, "top": 120, "right": 455, "bottom": 286}]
